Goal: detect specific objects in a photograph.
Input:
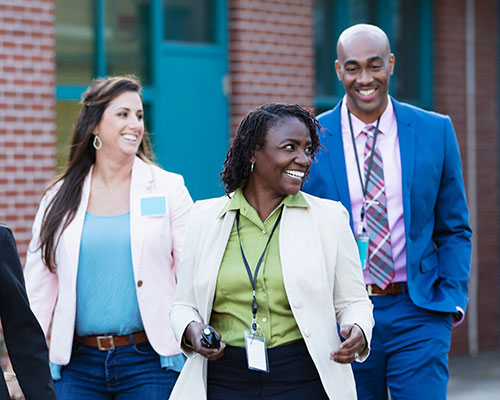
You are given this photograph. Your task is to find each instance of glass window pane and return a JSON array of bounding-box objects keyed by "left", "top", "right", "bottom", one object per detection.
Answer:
[
  {"left": 314, "top": 0, "right": 335, "bottom": 97},
  {"left": 347, "top": 0, "right": 377, "bottom": 24},
  {"left": 106, "top": 0, "right": 151, "bottom": 84},
  {"left": 56, "top": 101, "right": 81, "bottom": 171},
  {"left": 391, "top": 0, "right": 419, "bottom": 101},
  {"left": 163, "top": 0, "right": 215, "bottom": 43},
  {"left": 56, "top": 0, "right": 94, "bottom": 85}
]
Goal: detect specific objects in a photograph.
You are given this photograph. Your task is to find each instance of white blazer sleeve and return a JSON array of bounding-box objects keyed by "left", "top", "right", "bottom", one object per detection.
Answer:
[
  {"left": 169, "top": 203, "right": 204, "bottom": 356},
  {"left": 333, "top": 205, "right": 374, "bottom": 360}
]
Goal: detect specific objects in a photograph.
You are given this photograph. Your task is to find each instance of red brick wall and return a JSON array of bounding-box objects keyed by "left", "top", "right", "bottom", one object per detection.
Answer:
[
  {"left": 434, "top": 0, "right": 469, "bottom": 355},
  {"left": 229, "top": 0, "right": 314, "bottom": 135},
  {"left": 474, "top": 0, "right": 499, "bottom": 351},
  {"left": 0, "top": 0, "right": 56, "bottom": 260},
  {"left": 435, "top": 0, "right": 499, "bottom": 355}
]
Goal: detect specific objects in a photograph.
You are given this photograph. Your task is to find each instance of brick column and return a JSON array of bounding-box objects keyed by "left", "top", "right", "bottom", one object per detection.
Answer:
[
  {"left": 0, "top": 0, "right": 56, "bottom": 260},
  {"left": 473, "top": 0, "right": 499, "bottom": 351},
  {"left": 435, "top": 0, "right": 499, "bottom": 355},
  {"left": 229, "top": 0, "right": 315, "bottom": 135}
]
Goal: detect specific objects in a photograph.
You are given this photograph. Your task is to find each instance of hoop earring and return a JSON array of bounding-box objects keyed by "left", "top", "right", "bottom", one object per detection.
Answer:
[
  {"left": 93, "top": 135, "right": 102, "bottom": 150},
  {"left": 250, "top": 161, "right": 255, "bottom": 173}
]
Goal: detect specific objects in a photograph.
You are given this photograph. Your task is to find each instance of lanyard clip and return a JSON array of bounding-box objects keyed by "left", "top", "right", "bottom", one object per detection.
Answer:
[
  {"left": 251, "top": 316, "right": 259, "bottom": 333},
  {"left": 357, "top": 220, "right": 365, "bottom": 236}
]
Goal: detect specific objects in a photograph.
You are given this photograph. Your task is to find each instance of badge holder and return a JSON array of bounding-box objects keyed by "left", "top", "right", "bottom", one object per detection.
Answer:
[
  {"left": 356, "top": 221, "right": 368, "bottom": 270},
  {"left": 244, "top": 324, "right": 269, "bottom": 373}
]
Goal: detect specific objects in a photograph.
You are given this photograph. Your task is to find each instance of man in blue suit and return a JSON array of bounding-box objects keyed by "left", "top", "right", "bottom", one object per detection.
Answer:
[{"left": 304, "top": 24, "right": 471, "bottom": 399}]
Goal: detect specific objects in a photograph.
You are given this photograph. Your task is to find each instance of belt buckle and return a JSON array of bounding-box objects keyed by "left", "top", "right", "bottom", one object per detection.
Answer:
[
  {"left": 366, "top": 284, "right": 384, "bottom": 297},
  {"left": 96, "top": 335, "right": 115, "bottom": 351}
]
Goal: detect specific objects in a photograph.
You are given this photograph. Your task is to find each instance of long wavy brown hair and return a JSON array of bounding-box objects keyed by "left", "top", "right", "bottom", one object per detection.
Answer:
[{"left": 39, "top": 76, "right": 154, "bottom": 272}]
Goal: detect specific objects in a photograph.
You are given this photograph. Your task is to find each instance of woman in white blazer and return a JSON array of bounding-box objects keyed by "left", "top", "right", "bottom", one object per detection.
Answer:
[
  {"left": 22, "top": 76, "right": 193, "bottom": 399},
  {"left": 170, "top": 103, "right": 374, "bottom": 399}
]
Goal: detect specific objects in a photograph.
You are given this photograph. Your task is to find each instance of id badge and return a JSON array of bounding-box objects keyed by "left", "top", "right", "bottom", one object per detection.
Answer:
[
  {"left": 244, "top": 330, "right": 269, "bottom": 373},
  {"left": 139, "top": 194, "right": 168, "bottom": 217},
  {"left": 356, "top": 232, "right": 369, "bottom": 270}
]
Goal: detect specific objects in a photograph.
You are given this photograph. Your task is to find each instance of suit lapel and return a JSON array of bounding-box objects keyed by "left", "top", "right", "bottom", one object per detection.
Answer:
[
  {"left": 63, "top": 166, "right": 93, "bottom": 291},
  {"left": 323, "top": 102, "right": 353, "bottom": 224},
  {"left": 393, "top": 98, "right": 415, "bottom": 235}
]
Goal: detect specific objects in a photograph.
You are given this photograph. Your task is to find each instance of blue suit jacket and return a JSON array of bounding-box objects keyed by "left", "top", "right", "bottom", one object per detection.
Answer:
[{"left": 303, "top": 98, "right": 472, "bottom": 315}]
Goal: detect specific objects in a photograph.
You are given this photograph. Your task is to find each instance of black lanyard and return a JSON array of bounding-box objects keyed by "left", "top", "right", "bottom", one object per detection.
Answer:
[
  {"left": 347, "top": 110, "right": 381, "bottom": 224},
  {"left": 236, "top": 208, "right": 283, "bottom": 332}
]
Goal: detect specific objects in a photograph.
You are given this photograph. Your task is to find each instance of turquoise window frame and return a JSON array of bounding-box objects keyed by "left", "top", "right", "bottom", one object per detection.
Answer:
[{"left": 315, "top": 0, "right": 434, "bottom": 111}]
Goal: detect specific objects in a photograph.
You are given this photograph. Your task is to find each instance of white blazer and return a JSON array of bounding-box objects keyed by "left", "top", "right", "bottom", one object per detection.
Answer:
[
  {"left": 169, "top": 192, "right": 374, "bottom": 400},
  {"left": 24, "top": 157, "right": 193, "bottom": 365}
]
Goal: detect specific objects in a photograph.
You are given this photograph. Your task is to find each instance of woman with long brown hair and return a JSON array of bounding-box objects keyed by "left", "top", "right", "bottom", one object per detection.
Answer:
[{"left": 21, "top": 76, "right": 193, "bottom": 399}]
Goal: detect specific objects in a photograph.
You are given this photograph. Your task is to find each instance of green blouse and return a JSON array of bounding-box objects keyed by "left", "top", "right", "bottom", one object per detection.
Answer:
[{"left": 210, "top": 188, "right": 308, "bottom": 348}]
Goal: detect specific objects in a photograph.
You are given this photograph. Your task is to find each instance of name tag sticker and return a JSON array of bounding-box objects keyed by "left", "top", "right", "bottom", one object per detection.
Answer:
[{"left": 140, "top": 195, "right": 168, "bottom": 217}]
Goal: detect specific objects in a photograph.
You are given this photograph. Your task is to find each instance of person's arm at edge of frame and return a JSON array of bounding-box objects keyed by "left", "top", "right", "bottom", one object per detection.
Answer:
[{"left": 0, "top": 226, "right": 57, "bottom": 400}]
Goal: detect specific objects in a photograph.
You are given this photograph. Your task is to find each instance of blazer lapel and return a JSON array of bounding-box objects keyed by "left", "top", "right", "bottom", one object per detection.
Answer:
[
  {"left": 279, "top": 205, "right": 325, "bottom": 302},
  {"left": 63, "top": 166, "right": 93, "bottom": 291},
  {"left": 323, "top": 102, "right": 353, "bottom": 225},
  {"left": 201, "top": 208, "right": 235, "bottom": 321},
  {"left": 393, "top": 98, "right": 415, "bottom": 236},
  {"left": 130, "top": 157, "right": 154, "bottom": 274}
]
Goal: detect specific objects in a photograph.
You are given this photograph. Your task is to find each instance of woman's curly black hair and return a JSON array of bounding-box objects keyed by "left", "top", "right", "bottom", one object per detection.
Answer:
[{"left": 221, "top": 103, "right": 322, "bottom": 195}]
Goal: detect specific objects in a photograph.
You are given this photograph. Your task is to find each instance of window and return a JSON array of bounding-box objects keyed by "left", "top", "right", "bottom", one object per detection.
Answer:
[
  {"left": 55, "top": 0, "right": 152, "bottom": 164},
  {"left": 163, "top": 0, "right": 215, "bottom": 43},
  {"left": 314, "top": 0, "right": 433, "bottom": 113},
  {"left": 55, "top": 0, "right": 94, "bottom": 85}
]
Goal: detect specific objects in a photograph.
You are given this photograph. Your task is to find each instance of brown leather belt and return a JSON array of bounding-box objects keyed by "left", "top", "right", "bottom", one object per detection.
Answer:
[
  {"left": 75, "top": 331, "right": 148, "bottom": 351},
  {"left": 366, "top": 282, "right": 408, "bottom": 296}
]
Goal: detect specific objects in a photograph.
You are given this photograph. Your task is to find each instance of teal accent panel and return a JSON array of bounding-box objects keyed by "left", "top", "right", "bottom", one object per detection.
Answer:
[{"left": 56, "top": 85, "right": 87, "bottom": 100}]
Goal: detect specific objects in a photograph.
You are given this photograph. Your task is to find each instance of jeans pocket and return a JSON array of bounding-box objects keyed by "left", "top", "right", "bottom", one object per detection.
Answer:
[{"left": 133, "top": 342, "right": 157, "bottom": 356}]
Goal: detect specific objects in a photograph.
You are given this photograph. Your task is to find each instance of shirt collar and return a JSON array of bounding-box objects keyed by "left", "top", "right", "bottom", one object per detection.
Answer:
[
  {"left": 340, "top": 95, "right": 395, "bottom": 139},
  {"left": 218, "top": 187, "right": 309, "bottom": 219}
]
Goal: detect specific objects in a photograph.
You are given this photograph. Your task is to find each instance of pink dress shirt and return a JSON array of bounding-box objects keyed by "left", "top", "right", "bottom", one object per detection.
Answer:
[{"left": 340, "top": 97, "right": 407, "bottom": 285}]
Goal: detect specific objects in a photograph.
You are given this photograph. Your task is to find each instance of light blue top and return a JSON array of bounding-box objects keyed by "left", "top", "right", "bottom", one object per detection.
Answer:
[
  {"left": 50, "top": 211, "right": 184, "bottom": 380},
  {"left": 76, "top": 211, "right": 143, "bottom": 335}
]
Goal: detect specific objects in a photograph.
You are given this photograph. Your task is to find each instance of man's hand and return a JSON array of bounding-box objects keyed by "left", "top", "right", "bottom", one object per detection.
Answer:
[
  {"left": 184, "top": 321, "right": 226, "bottom": 360},
  {"left": 330, "top": 324, "right": 366, "bottom": 364}
]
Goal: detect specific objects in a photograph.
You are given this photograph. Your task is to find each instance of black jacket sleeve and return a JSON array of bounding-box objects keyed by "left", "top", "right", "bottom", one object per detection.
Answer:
[{"left": 0, "top": 225, "right": 56, "bottom": 400}]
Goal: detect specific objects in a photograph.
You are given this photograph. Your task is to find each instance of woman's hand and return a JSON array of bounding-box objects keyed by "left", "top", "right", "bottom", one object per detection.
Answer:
[
  {"left": 330, "top": 324, "right": 367, "bottom": 364},
  {"left": 4, "top": 363, "right": 25, "bottom": 400},
  {"left": 184, "top": 321, "right": 225, "bottom": 360},
  {"left": 6, "top": 377, "right": 25, "bottom": 400}
]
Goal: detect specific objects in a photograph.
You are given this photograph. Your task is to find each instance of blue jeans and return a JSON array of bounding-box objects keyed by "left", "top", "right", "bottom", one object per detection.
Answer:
[
  {"left": 54, "top": 342, "right": 179, "bottom": 399},
  {"left": 352, "top": 292, "right": 453, "bottom": 400}
]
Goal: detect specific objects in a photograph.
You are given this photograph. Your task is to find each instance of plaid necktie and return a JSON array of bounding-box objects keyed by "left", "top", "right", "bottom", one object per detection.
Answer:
[{"left": 363, "top": 125, "right": 395, "bottom": 289}]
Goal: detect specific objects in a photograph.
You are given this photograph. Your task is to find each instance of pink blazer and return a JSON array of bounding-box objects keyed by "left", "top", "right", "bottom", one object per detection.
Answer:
[{"left": 24, "top": 157, "right": 193, "bottom": 365}]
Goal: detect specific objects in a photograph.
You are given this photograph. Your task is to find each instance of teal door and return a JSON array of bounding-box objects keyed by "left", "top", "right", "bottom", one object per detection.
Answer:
[{"left": 152, "top": 0, "right": 229, "bottom": 200}]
